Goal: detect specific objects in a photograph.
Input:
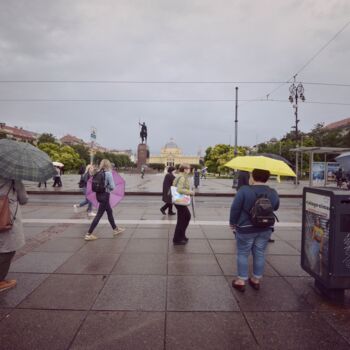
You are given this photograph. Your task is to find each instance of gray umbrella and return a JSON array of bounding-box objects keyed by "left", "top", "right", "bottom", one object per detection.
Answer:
[{"left": 0, "top": 139, "right": 56, "bottom": 181}]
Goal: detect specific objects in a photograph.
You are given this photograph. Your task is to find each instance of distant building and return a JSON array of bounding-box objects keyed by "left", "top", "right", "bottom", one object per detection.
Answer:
[
  {"left": 60, "top": 134, "right": 86, "bottom": 146},
  {"left": 0, "top": 123, "right": 37, "bottom": 142},
  {"left": 324, "top": 118, "right": 350, "bottom": 131},
  {"left": 149, "top": 139, "right": 200, "bottom": 167}
]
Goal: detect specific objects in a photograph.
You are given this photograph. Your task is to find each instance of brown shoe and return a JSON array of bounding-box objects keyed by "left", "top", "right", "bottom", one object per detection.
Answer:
[
  {"left": 248, "top": 278, "right": 260, "bottom": 290},
  {"left": 232, "top": 280, "right": 245, "bottom": 292},
  {"left": 0, "top": 279, "right": 17, "bottom": 293}
]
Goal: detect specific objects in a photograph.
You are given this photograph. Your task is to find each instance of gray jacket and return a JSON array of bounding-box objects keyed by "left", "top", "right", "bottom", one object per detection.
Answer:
[{"left": 0, "top": 177, "right": 28, "bottom": 253}]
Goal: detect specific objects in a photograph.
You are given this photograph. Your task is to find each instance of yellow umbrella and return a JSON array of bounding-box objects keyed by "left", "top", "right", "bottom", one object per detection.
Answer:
[{"left": 225, "top": 156, "right": 296, "bottom": 177}]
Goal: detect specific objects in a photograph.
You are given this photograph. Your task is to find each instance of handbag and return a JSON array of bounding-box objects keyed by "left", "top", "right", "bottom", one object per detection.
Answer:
[{"left": 170, "top": 176, "right": 191, "bottom": 206}]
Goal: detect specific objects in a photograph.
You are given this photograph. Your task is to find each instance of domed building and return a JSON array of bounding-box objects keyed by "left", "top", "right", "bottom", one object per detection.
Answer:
[{"left": 149, "top": 139, "right": 200, "bottom": 167}]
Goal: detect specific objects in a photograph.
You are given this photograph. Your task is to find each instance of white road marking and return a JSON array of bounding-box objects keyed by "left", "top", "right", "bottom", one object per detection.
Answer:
[{"left": 22, "top": 219, "right": 301, "bottom": 228}]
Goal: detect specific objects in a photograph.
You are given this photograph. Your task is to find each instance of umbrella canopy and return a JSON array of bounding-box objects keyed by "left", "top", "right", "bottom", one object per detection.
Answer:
[
  {"left": 225, "top": 156, "right": 296, "bottom": 177},
  {"left": 0, "top": 139, "right": 56, "bottom": 182},
  {"left": 335, "top": 152, "right": 350, "bottom": 172},
  {"left": 86, "top": 170, "right": 125, "bottom": 209},
  {"left": 257, "top": 153, "right": 293, "bottom": 167},
  {"left": 53, "top": 161, "right": 64, "bottom": 167}
]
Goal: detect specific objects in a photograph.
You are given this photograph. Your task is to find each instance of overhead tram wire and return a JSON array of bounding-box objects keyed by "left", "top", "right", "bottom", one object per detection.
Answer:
[
  {"left": 264, "top": 19, "right": 350, "bottom": 100},
  {"left": 0, "top": 97, "right": 350, "bottom": 106}
]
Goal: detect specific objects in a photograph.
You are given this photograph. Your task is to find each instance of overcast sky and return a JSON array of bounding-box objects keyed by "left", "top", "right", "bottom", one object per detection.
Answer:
[{"left": 0, "top": 0, "right": 349, "bottom": 155}]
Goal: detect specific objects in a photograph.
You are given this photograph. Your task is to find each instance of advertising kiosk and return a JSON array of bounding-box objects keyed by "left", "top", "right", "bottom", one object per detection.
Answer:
[{"left": 301, "top": 187, "right": 350, "bottom": 301}]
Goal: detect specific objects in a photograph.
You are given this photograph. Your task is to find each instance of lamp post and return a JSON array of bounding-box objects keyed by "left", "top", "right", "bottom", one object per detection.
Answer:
[
  {"left": 234, "top": 86, "right": 238, "bottom": 157},
  {"left": 289, "top": 79, "right": 305, "bottom": 184}
]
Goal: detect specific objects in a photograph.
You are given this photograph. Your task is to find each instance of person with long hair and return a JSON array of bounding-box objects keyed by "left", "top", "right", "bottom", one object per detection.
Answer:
[
  {"left": 85, "top": 159, "right": 124, "bottom": 241},
  {"left": 172, "top": 163, "right": 194, "bottom": 245}
]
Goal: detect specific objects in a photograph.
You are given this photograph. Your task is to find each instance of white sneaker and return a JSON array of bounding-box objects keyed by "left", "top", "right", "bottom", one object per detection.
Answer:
[
  {"left": 88, "top": 212, "right": 96, "bottom": 217},
  {"left": 73, "top": 204, "right": 79, "bottom": 213},
  {"left": 113, "top": 227, "right": 125, "bottom": 236},
  {"left": 84, "top": 234, "right": 98, "bottom": 241}
]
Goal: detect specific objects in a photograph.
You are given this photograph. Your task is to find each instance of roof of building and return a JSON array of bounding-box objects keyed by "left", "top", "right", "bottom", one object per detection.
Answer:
[
  {"left": 60, "top": 134, "right": 85, "bottom": 144},
  {"left": 324, "top": 117, "right": 350, "bottom": 130},
  {"left": 164, "top": 139, "right": 178, "bottom": 149},
  {"left": 0, "top": 124, "right": 36, "bottom": 141}
]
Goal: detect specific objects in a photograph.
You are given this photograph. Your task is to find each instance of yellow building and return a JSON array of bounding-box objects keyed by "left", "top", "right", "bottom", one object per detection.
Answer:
[{"left": 149, "top": 139, "right": 200, "bottom": 167}]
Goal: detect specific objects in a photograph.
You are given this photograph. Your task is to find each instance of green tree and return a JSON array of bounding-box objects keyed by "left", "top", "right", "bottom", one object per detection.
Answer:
[
  {"left": 71, "top": 144, "right": 90, "bottom": 165},
  {"left": 37, "top": 133, "right": 57, "bottom": 144}
]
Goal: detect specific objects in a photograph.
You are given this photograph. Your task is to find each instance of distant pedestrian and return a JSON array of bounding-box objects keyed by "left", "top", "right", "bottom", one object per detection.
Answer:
[
  {"left": 78, "top": 164, "right": 85, "bottom": 175},
  {"left": 37, "top": 181, "right": 47, "bottom": 188},
  {"left": 0, "top": 177, "right": 28, "bottom": 293},
  {"left": 160, "top": 166, "right": 176, "bottom": 216},
  {"left": 172, "top": 164, "right": 195, "bottom": 245},
  {"left": 52, "top": 166, "right": 62, "bottom": 187},
  {"left": 200, "top": 168, "right": 207, "bottom": 179},
  {"left": 193, "top": 168, "right": 200, "bottom": 188},
  {"left": 229, "top": 169, "right": 279, "bottom": 292},
  {"left": 141, "top": 166, "right": 145, "bottom": 179},
  {"left": 73, "top": 164, "right": 96, "bottom": 217},
  {"left": 85, "top": 159, "right": 125, "bottom": 241}
]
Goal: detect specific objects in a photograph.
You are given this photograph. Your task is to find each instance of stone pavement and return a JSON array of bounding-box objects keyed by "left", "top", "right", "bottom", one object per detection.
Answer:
[
  {"left": 0, "top": 195, "right": 349, "bottom": 349},
  {"left": 24, "top": 173, "right": 313, "bottom": 196}
]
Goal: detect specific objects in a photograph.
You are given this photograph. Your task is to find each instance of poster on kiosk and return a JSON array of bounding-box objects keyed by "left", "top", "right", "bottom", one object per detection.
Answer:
[{"left": 302, "top": 192, "right": 330, "bottom": 279}]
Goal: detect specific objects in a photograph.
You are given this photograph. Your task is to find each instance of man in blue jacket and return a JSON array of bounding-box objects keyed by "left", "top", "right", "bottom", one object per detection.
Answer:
[{"left": 229, "top": 169, "right": 279, "bottom": 292}]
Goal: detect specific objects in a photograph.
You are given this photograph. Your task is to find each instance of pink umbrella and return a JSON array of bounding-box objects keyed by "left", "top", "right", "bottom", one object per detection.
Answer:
[{"left": 86, "top": 170, "right": 125, "bottom": 209}]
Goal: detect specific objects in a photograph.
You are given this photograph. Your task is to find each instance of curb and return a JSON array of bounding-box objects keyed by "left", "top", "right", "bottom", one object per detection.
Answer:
[{"left": 27, "top": 190, "right": 303, "bottom": 198}]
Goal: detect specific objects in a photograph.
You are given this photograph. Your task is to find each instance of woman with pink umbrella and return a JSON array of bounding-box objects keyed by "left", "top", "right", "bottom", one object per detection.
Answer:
[{"left": 84, "top": 159, "right": 125, "bottom": 241}]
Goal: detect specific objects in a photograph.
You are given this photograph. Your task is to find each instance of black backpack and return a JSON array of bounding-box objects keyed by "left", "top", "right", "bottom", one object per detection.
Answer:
[
  {"left": 249, "top": 189, "right": 277, "bottom": 228},
  {"left": 92, "top": 170, "right": 106, "bottom": 193}
]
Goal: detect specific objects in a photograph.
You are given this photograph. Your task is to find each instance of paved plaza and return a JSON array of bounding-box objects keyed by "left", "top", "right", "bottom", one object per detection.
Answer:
[
  {"left": 0, "top": 195, "right": 349, "bottom": 349},
  {"left": 24, "top": 173, "right": 316, "bottom": 196}
]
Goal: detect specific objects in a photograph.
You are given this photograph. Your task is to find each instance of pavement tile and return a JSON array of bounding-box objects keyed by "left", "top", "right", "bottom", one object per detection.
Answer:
[
  {"left": 321, "top": 311, "right": 350, "bottom": 344},
  {"left": 201, "top": 227, "right": 235, "bottom": 239},
  {"left": 111, "top": 253, "right": 167, "bottom": 275},
  {"left": 265, "top": 240, "right": 300, "bottom": 255},
  {"left": 0, "top": 273, "right": 49, "bottom": 308},
  {"left": 55, "top": 251, "right": 121, "bottom": 274},
  {"left": 78, "top": 238, "right": 129, "bottom": 254},
  {"left": 166, "top": 312, "right": 257, "bottom": 350},
  {"left": 18, "top": 274, "right": 106, "bottom": 310},
  {"left": 229, "top": 276, "right": 311, "bottom": 311},
  {"left": 167, "top": 276, "right": 238, "bottom": 311},
  {"left": 133, "top": 228, "right": 169, "bottom": 238},
  {"left": 168, "top": 253, "right": 222, "bottom": 276},
  {"left": 93, "top": 275, "right": 166, "bottom": 311},
  {"left": 125, "top": 238, "right": 168, "bottom": 254},
  {"left": 169, "top": 239, "right": 212, "bottom": 254},
  {"left": 267, "top": 255, "right": 310, "bottom": 277},
  {"left": 209, "top": 239, "right": 236, "bottom": 254},
  {"left": 183, "top": 227, "right": 206, "bottom": 239},
  {"left": 9, "top": 252, "right": 73, "bottom": 273},
  {"left": 0, "top": 309, "right": 12, "bottom": 322},
  {"left": 285, "top": 240, "right": 301, "bottom": 252},
  {"left": 284, "top": 277, "right": 350, "bottom": 311},
  {"left": 274, "top": 229, "right": 302, "bottom": 240},
  {"left": 245, "top": 311, "right": 350, "bottom": 349},
  {"left": 70, "top": 311, "right": 165, "bottom": 350},
  {"left": 94, "top": 225, "right": 134, "bottom": 237},
  {"left": 32, "top": 238, "right": 86, "bottom": 252},
  {"left": 216, "top": 254, "right": 279, "bottom": 276},
  {"left": 0, "top": 309, "right": 86, "bottom": 350}
]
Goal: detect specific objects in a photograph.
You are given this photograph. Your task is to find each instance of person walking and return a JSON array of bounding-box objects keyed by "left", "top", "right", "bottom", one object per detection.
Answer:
[
  {"left": 172, "top": 164, "right": 195, "bottom": 245},
  {"left": 0, "top": 177, "right": 28, "bottom": 292},
  {"left": 193, "top": 168, "right": 200, "bottom": 189},
  {"left": 160, "top": 166, "right": 176, "bottom": 216},
  {"left": 73, "top": 164, "right": 96, "bottom": 217},
  {"left": 85, "top": 159, "right": 124, "bottom": 241},
  {"left": 52, "top": 166, "right": 62, "bottom": 187},
  {"left": 229, "top": 169, "right": 279, "bottom": 292},
  {"left": 37, "top": 181, "right": 47, "bottom": 188},
  {"left": 236, "top": 170, "right": 250, "bottom": 190}
]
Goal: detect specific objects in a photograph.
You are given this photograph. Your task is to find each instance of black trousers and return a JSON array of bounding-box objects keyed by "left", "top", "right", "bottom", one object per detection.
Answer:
[
  {"left": 0, "top": 251, "right": 16, "bottom": 281},
  {"left": 88, "top": 192, "right": 116, "bottom": 234},
  {"left": 161, "top": 203, "right": 174, "bottom": 213},
  {"left": 173, "top": 205, "right": 191, "bottom": 242}
]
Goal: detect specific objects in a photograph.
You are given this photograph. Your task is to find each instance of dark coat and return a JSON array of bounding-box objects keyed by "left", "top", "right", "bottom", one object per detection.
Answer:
[
  {"left": 237, "top": 171, "right": 250, "bottom": 190},
  {"left": 162, "top": 173, "right": 175, "bottom": 203},
  {"left": 194, "top": 170, "right": 200, "bottom": 187}
]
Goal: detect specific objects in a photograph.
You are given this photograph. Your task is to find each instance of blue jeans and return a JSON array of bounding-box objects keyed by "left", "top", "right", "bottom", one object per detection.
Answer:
[
  {"left": 236, "top": 230, "right": 272, "bottom": 280},
  {"left": 79, "top": 188, "right": 92, "bottom": 212}
]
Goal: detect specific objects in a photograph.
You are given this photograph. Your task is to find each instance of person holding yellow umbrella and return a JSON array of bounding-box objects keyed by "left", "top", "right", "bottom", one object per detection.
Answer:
[{"left": 226, "top": 156, "right": 295, "bottom": 292}]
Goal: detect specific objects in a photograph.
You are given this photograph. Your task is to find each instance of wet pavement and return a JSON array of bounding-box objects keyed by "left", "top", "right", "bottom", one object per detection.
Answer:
[{"left": 0, "top": 195, "right": 349, "bottom": 349}]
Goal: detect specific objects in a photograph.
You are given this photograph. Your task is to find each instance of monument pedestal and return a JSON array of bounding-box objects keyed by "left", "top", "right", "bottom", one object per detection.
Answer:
[{"left": 137, "top": 143, "right": 148, "bottom": 169}]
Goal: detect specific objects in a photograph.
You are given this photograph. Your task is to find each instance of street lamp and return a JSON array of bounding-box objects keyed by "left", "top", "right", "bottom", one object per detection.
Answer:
[{"left": 289, "top": 79, "right": 305, "bottom": 184}]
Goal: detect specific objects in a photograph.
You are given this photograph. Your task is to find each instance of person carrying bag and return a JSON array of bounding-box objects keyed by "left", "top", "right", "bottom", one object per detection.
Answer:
[{"left": 172, "top": 164, "right": 194, "bottom": 245}]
